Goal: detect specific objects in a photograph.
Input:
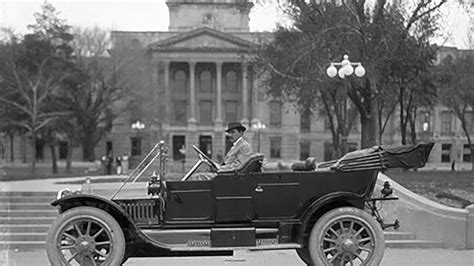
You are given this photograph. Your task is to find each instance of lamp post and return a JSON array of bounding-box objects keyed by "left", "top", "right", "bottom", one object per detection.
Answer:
[
  {"left": 131, "top": 120, "right": 145, "bottom": 132},
  {"left": 253, "top": 121, "right": 266, "bottom": 153},
  {"left": 326, "top": 55, "right": 365, "bottom": 154},
  {"left": 326, "top": 55, "right": 365, "bottom": 79}
]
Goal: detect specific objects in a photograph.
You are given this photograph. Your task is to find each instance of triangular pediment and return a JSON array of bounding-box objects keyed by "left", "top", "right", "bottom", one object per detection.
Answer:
[{"left": 149, "top": 27, "right": 255, "bottom": 52}]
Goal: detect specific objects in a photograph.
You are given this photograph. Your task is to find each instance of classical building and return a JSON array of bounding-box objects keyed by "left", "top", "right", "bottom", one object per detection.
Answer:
[
  {"left": 106, "top": 0, "right": 340, "bottom": 170},
  {"left": 2, "top": 0, "right": 472, "bottom": 171}
]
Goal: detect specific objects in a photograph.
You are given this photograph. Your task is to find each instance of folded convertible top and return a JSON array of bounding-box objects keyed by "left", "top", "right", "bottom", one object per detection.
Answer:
[{"left": 293, "top": 142, "right": 434, "bottom": 172}]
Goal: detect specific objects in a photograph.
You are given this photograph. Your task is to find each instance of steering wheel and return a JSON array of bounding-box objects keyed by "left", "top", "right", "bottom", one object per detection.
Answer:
[{"left": 192, "top": 145, "right": 220, "bottom": 171}]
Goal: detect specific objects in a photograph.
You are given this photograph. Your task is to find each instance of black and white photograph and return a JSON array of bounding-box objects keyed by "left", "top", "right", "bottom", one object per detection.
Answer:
[{"left": 0, "top": 0, "right": 473, "bottom": 265}]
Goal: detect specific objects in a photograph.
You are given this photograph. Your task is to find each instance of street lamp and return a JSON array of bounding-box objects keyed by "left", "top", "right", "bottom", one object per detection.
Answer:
[
  {"left": 326, "top": 55, "right": 365, "bottom": 154},
  {"left": 326, "top": 55, "right": 365, "bottom": 79},
  {"left": 131, "top": 120, "right": 145, "bottom": 131},
  {"left": 252, "top": 121, "right": 266, "bottom": 153}
]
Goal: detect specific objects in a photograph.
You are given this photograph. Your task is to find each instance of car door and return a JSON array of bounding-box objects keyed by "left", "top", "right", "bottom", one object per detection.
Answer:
[
  {"left": 213, "top": 174, "right": 256, "bottom": 223},
  {"left": 252, "top": 172, "right": 301, "bottom": 220}
]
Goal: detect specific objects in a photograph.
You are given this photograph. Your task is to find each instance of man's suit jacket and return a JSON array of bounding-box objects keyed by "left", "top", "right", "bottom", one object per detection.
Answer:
[{"left": 220, "top": 138, "right": 254, "bottom": 171}]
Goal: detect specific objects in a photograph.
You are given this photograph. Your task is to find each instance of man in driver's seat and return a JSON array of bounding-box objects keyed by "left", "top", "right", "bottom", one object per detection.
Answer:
[
  {"left": 192, "top": 122, "right": 254, "bottom": 180},
  {"left": 220, "top": 122, "right": 254, "bottom": 171}
]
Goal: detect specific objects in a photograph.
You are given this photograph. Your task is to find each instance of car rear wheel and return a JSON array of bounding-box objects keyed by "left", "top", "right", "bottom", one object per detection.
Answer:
[
  {"left": 308, "top": 207, "right": 385, "bottom": 265},
  {"left": 46, "top": 206, "right": 125, "bottom": 266}
]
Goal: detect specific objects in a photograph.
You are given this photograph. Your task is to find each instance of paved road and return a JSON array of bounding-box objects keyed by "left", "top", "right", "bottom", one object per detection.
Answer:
[{"left": 1, "top": 248, "right": 473, "bottom": 266}]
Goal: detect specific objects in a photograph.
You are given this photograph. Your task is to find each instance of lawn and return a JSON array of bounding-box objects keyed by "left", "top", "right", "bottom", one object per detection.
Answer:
[{"left": 384, "top": 169, "right": 474, "bottom": 208}]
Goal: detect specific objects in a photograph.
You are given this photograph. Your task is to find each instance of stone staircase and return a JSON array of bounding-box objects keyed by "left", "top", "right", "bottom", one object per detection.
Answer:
[
  {"left": 0, "top": 191, "right": 57, "bottom": 250},
  {"left": 0, "top": 191, "right": 443, "bottom": 250}
]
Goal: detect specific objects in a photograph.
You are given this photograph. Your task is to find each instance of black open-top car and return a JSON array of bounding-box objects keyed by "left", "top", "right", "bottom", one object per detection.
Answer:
[{"left": 46, "top": 141, "right": 433, "bottom": 265}]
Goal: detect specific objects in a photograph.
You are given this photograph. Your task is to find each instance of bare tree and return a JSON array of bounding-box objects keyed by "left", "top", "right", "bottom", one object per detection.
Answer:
[
  {"left": 68, "top": 26, "right": 131, "bottom": 161},
  {"left": 0, "top": 39, "right": 71, "bottom": 173}
]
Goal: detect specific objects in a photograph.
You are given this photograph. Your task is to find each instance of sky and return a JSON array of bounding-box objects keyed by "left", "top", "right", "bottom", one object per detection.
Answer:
[
  {"left": 0, "top": 0, "right": 284, "bottom": 33},
  {"left": 0, "top": 0, "right": 472, "bottom": 49}
]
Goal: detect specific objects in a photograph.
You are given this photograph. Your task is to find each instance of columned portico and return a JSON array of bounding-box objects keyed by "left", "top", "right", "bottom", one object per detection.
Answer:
[{"left": 159, "top": 59, "right": 252, "bottom": 129}]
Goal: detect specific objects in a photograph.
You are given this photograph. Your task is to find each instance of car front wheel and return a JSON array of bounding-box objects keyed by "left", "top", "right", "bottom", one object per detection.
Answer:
[
  {"left": 308, "top": 207, "right": 385, "bottom": 265},
  {"left": 46, "top": 206, "right": 125, "bottom": 266}
]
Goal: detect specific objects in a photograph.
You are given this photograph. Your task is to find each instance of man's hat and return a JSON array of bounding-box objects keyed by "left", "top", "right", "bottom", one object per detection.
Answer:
[{"left": 225, "top": 122, "right": 246, "bottom": 133}]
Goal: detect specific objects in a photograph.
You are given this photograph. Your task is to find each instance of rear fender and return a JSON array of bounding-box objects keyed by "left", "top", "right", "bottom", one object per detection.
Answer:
[{"left": 297, "top": 192, "right": 365, "bottom": 244}]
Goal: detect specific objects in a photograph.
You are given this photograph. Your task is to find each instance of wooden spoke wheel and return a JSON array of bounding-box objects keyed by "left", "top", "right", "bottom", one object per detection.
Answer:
[
  {"left": 46, "top": 207, "right": 125, "bottom": 266},
  {"left": 308, "top": 207, "right": 385, "bottom": 265}
]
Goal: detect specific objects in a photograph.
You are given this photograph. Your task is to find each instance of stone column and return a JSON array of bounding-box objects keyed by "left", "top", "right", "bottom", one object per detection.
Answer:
[
  {"left": 163, "top": 60, "right": 170, "bottom": 128},
  {"left": 188, "top": 61, "right": 197, "bottom": 127},
  {"left": 241, "top": 62, "right": 249, "bottom": 126},
  {"left": 215, "top": 61, "right": 223, "bottom": 127}
]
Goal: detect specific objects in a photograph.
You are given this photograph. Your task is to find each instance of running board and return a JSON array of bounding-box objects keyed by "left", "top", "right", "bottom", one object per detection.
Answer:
[
  {"left": 168, "top": 243, "right": 302, "bottom": 251},
  {"left": 141, "top": 227, "right": 300, "bottom": 250}
]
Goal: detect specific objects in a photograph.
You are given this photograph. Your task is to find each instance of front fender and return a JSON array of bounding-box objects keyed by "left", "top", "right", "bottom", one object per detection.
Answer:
[
  {"left": 51, "top": 194, "right": 170, "bottom": 250},
  {"left": 52, "top": 194, "right": 126, "bottom": 215},
  {"left": 51, "top": 194, "right": 138, "bottom": 234}
]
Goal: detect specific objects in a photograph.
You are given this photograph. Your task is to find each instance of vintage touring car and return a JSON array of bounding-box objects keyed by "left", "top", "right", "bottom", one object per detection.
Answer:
[{"left": 46, "top": 141, "right": 433, "bottom": 265}]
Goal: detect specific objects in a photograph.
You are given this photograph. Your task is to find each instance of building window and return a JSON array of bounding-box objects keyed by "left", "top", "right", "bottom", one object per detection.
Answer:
[
  {"left": 199, "top": 70, "right": 212, "bottom": 92},
  {"left": 440, "top": 111, "right": 453, "bottom": 136},
  {"left": 270, "top": 137, "right": 281, "bottom": 158},
  {"left": 59, "top": 141, "right": 68, "bottom": 160},
  {"left": 199, "top": 135, "right": 213, "bottom": 159},
  {"left": 441, "top": 143, "right": 451, "bottom": 163},
  {"left": 463, "top": 144, "right": 471, "bottom": 163},
  {"left": 225, "top": 100, "right": 238, "bottom": 122},
  {"left": 174, "top": 70, "right": 187, "bottom": 93},
  {"left": 299, "top": 141, "right": 310, "bottom": 160},
  {"left": 131, "top": 137, "right": 142, "bottom": 156},
  {"left": 300, "top": 110, "right": 311, "bottom": 133},
  {"left": 270, "top": 101, "right": 282, "bottom": 128},
  {"left": 174, "top": 100, "right": 187, "bottom": 124},
  {"left": 225, "top": 70, "right": 238, "bottom": 92},
  {"left": 172, "top": 135, "right": 186, "bottom": 161},
  {"left": 200, "top": 100, "right": 213, "bottom": 124}
]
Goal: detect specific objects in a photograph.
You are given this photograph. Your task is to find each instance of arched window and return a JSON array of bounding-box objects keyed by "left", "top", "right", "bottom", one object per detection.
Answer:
[
  {"left": 200, "top": 70, "right": 212, "bottom": 92},
  {"left": 174, "top": 70, "right": 186, "bottom": 92},
  {"left": 225, "top": 70, "right": 238, "bottom": 92}
]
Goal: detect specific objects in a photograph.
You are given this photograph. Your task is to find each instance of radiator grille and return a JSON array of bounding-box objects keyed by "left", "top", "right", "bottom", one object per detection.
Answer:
[{"left": 118, "top": 200, "right": 158, "bottom": 224}]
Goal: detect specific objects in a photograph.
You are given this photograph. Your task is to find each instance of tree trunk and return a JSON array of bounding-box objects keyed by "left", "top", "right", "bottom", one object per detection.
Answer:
[
  {"left": 360, "top": 99, "right": 379, "bottom": 148},
  {"left": 31, "top": 134, "right": 36, "bottom": 176},
  {"left": 65, "top": 143, "right": 73, "bottom": 173},
  {"left": 409, "top": 113, "right": 417, "bottom": 145},
  {"left": 82, "top": 132, "right": 97, "bottom": 162},
  {"left": 50, "top": 144, "right": 58, "bottom": 174},
  {"left": 9, "top": 134, "right": 14, "bottom": 162}
]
